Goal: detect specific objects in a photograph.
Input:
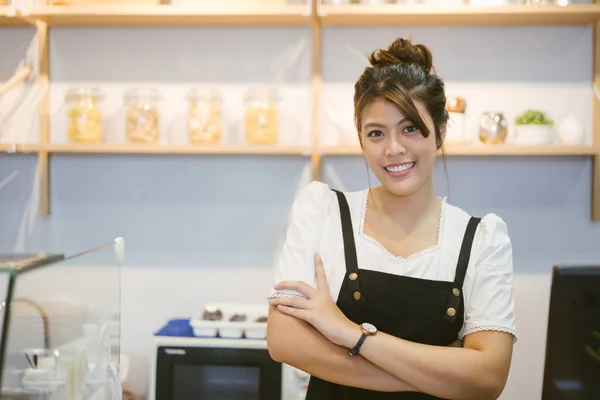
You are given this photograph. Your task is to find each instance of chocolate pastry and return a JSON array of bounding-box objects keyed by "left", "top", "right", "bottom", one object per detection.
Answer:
[
  {"left": 229, "top": 314, "right": 247, "bottom": 322},
  {"left": 202, "top": 305, "right": 223, "bottom": 321}
]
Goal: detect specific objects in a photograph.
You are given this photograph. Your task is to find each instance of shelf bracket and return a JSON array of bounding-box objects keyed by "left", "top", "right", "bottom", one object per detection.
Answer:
[
  {"left": 593, "top": 8, "right": 600, "bottom": 221},
  {"left": 594, "top": 154, "right": 599, "bottom": 221},
  {"left": 37, "top": 20, "right": 50, "bottom": 216},
  {"left": 310, "top": 0, "right": 323, "bottom": 182}
]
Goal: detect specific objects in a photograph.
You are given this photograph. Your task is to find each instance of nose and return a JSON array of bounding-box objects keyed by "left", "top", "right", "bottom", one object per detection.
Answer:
[{"left": 385, "top": 137, "right": 406, "bottom": 157}]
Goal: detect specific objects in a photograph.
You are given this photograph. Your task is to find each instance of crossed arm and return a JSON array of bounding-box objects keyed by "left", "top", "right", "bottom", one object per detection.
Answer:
[
  {"left": 267, "top": 305, "right": 513, "bottom": 399},
  {"left": 266, "top": 255, "right": 514, "bottom": 399},
  {"left": 267, "top": 305, "right": 419, "bottom": 392}
]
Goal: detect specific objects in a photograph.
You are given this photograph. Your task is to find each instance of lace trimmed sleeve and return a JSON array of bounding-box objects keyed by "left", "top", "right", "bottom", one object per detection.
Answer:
[
  {"left": 459, "top": 213, "right": 518, "bottom": 343},
  {"left": 269, "top": 181, "right": 333, "bottom": 300}
]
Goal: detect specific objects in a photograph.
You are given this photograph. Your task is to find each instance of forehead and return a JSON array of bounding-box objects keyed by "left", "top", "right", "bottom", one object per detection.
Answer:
[{"left": 361, "top": 97, "right": 429, "bottom": 126}]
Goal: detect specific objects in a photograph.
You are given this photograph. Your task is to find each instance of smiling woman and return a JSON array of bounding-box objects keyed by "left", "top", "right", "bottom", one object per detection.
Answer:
[{"left": 266, "top": 37, "right": 517, "bottom": 400}]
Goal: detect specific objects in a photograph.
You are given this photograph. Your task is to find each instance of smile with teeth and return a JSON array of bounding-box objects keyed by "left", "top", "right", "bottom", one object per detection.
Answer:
[{"left": 385, "top": 162, "right": 415, "bottom": 173}]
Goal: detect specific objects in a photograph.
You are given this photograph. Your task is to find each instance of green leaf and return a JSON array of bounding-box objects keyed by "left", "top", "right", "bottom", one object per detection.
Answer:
[{"left": 515, "top": 109, "right": 554, "bottom": 125}]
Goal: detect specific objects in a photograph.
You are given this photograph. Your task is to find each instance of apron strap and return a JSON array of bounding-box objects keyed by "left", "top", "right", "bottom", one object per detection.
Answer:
[
  {"left": 445, "top": 216, "right": 482, "bottom": 323},
  {"left": 331, "top": 189, "right": 365, "bottom": 307}
]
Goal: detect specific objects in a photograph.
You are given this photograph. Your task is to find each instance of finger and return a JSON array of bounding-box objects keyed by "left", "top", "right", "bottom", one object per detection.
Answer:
[
  {"left": 268, "top": 295, "right": 311, "bottom": 310},
  {"left": 273, "top": 281, "right": 316, "bottom": 299},
  {"left": 276, "top": 304, "right": 310, "bottom": 322},
  {"left": 314, "top": 252, "right": 328, "bottom": 292}
]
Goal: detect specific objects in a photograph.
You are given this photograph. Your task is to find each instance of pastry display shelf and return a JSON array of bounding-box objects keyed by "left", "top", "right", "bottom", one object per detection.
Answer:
[
  {"left": 20, "top": 4, "right": 312, "bottom": 27},
  {"left": 1, "top": 143, "right": 311, "bottom": 156},
  {"left": 321, "top": 144, "right": 600, "bottom": 157},
  {"left": 318, "top": 3, "right": 600, "bottom": 27}
]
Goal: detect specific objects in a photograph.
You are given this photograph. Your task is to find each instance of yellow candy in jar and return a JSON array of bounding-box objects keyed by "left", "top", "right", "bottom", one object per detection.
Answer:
[
  {"left": 244, "top": 88, "right": 281, "bottom": 145},
  {"left": 245, "top": 105, "right": 278, "bottom": 144},
  {"left": 66, "top": 88, "right": 103, "bottom": 143},
  {"left": 124, "top": 88, "right": 162, "bottom": 144}
]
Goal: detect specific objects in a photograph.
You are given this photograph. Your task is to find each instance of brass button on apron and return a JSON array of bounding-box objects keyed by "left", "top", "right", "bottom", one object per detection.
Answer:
[
  {"left": 452, "top": 288, "right": 460, "bottom": 297},
  {"left": 447, "top": 307, "right": 456, "bottom": 317},
  {"left": 353, "top": 291, "right": 361, "bottom": 301},
  {"left": 349, "top": 272, "right": 358, "bottom": 281}
]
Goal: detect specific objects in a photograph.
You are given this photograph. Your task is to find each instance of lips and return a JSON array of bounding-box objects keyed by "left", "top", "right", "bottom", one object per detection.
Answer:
[{"left": 384, "top": 162, "right": 415, "bottom": 173}]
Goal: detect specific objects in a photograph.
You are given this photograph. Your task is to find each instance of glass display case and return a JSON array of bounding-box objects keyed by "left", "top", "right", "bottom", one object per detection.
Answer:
[{"left": 0, "top": 238, "right": 124, "bottom": 400}]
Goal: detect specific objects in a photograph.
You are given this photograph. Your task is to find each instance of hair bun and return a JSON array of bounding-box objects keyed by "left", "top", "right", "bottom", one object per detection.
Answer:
[{"left": 368, "top": 38, "right": 433, "bottom": 75}]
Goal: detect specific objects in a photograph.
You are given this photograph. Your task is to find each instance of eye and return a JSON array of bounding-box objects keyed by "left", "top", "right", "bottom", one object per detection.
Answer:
[
  {"left": 366, "top": 130, "right": 384, "bottom": 138},
  {"left": 403, "top": 125, "right": 419, "bottom": 135}
]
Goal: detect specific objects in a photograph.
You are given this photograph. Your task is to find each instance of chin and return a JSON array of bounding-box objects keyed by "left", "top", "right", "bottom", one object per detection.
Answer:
[
  {"left": 381, "top": 181, "right": 421, "bottom": 198},
  {"left": 374, "top": 174, "right": 420, "bottom": 198}
]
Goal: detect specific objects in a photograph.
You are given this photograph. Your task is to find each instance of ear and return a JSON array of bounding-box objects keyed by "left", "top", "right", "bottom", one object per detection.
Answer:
[{"left": 437, "top": 123, "right": 447, "bottom": 149}]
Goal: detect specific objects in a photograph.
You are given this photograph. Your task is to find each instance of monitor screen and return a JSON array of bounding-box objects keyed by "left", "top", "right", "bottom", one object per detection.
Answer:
[{"left": 542, "top": 266, "right": 600, "bottom": 399}]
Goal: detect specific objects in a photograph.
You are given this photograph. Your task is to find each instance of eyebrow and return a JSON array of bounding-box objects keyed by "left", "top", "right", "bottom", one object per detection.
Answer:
[{"left": 363, "top": 117, "right": 411, "bottom": 130}]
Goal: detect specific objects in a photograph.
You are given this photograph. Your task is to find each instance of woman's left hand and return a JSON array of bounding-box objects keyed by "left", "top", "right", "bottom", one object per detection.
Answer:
[{"left": 269, "top": 253, "right": 360, "bottom": 348}]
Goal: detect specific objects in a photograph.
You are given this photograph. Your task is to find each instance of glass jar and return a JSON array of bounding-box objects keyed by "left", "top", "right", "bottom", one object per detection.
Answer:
[
  {"left": 124, "top": 88, "right": 162, "bottom": 144},
  {"left": 186, "top": 88, "right": 223, "bottom": 144},
  {"left": 360, "top": 0, "right": 389, "bottom": 4},
  {"left": 66, "top": 87, "right": 104, "bottom": 143},
  {"left": 244, "top": 88, "right": 281, "bottom": 145}
]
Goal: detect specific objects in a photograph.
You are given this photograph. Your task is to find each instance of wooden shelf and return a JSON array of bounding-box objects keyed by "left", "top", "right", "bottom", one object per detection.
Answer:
[
  {"left": 9, "top": 3, "right": 600, "bottom": 27},
  {"left": 2, "top": 0, "right": 599, "bottom": 219},
  {"left": 319, "top": 4, "right": 600, "bottom": 26},
  {"left": 24, "top": 4, "right": 312, "bottom": 27},
  {"left": 42, "top": 143, "right": 311, "bottom": 155},
  {"left": 3, "top": 142, "right": 596, "bottom": 157},
  {"left": 321, "top": 144, "right": 600, "bottom": 156},
  {"left": 0, "top": 143, "right": 40, "bottom": 153},
  {"left": 0, "top": 6, "right": 31, "bottom": 26}
]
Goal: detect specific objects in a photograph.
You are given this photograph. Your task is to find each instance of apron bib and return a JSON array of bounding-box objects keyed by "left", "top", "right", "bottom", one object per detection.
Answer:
[{"left": 305, "top": 189, "right": 481, "bottom": 399}]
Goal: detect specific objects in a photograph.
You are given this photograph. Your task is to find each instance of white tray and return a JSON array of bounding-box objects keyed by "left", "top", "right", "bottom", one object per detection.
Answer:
[{"left": 190, "top": 303, "right": 269, "bottom": 339}]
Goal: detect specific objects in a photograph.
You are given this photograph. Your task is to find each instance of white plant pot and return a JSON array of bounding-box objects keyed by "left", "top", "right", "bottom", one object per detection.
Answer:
[{"left": 514, "top": 124, "right": 554, "bottom": 145}]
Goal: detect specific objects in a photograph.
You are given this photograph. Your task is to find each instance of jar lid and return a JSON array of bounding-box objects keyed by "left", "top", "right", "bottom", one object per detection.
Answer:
[
  {"left": 186, "top": 88, "right": 222, "bottom": 102},
  {"left": 243, "top": 87, "right": 281, "bottom": 102},
  {"left": 446, "top": 96, "right": 466, "bottom": 114},
  {"left": 124, "top": 87, "right": 163, "bottom": 102},
  {"left": 66, "top": 87, "right": 104, "bottom": 100}
]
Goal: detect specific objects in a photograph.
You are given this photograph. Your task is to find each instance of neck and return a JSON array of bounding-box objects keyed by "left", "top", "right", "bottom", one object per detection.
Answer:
[{"left": 371, "top": 181, "right": 438, "bottom": 225}]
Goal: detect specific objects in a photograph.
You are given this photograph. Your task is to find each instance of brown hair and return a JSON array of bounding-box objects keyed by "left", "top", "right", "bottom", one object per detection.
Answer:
[{"left": 353, "top": 38, "right": 448, "bottom": 150}]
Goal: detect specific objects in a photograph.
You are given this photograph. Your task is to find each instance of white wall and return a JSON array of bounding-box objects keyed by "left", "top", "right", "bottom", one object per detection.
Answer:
[{"left": 1, "top": 21, "right": 600, "bottom": 400}]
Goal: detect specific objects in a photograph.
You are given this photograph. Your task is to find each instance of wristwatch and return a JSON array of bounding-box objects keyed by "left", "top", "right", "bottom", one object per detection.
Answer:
[{"left": 348, "top": 322, "right": 377, "bottom": 357}]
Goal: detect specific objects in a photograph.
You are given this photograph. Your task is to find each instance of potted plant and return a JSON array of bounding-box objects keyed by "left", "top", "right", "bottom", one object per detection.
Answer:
[{"left": 514, "top": 109, "right": 555, "bottom": 145}]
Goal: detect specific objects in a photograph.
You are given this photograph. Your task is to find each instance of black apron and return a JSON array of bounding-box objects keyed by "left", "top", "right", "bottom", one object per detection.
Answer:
[{"left": 305, "top": 189, "right": 481, "bottom": 399}]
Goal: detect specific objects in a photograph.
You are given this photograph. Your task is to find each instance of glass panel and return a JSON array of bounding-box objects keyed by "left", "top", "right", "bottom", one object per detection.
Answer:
[{"left": 0, "top": 238, "right": 123, "bottom": 400}]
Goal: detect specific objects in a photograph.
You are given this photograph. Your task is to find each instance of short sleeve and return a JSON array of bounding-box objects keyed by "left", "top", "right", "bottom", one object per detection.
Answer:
[
  {"left": 269, "top": 181, "right": 334, "bottom": 299},
  {"left": 459, "top": 213, "right": 518, "bottom": 343}
]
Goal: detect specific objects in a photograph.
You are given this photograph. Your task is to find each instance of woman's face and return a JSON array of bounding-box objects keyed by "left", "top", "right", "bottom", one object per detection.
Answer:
[{"left": 359, "top": 97, "right": 443, "bottom": 198}]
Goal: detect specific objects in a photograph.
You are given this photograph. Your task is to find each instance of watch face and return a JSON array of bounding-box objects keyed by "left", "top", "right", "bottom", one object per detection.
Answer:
[{"left": 362, "top": 323, "right": 377, "bottom": 334}]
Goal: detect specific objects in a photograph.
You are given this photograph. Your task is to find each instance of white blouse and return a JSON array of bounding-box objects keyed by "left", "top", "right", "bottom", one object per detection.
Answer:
[{"left": 270, "top": 180, "right": 518, "bottom": 342}]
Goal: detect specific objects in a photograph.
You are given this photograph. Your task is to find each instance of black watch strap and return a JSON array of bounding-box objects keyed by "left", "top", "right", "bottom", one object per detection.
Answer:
[{"left": 348, "top": 334, "right": 367, "bottom": 357}]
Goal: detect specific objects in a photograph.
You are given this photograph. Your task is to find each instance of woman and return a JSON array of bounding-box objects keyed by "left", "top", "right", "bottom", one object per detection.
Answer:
[{"left": 266, "top": 37, "right": 517, "bottom": 400}]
